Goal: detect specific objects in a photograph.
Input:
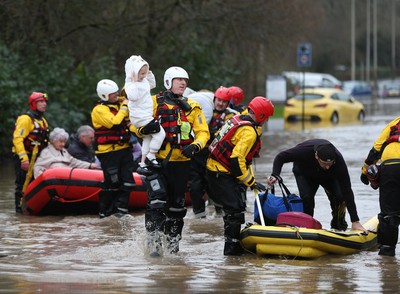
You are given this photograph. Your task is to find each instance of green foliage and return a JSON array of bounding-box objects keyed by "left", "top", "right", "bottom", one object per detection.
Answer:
[
  {"left": 178, "top": 34, "right": 238, "bottom": 91},
  {"left": 0, "top": 43, "right": 120, "bottom": 159},
  {"left": 272, "top": 104, "right": 284, "bottom": 119}
]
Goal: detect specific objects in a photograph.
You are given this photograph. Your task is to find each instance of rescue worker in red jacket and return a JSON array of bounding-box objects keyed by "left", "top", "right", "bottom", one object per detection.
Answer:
[
  {"left": 139, "top": 66, "right": 210, "bottom": 256},
  {"left": 361, "top": 116, "right": 400, "bottom": 256},
  {"left": 91, "top": 79, "right": 136, "bottom": 218},
  {"left": 206, "top": 96, "right": 274, "bottom": 255},
  {"left": 12, "top": 92, "right": 49, "bottom": 212},
  {"left": 190, "top": 86, "right": 238, "bottom": 219}
]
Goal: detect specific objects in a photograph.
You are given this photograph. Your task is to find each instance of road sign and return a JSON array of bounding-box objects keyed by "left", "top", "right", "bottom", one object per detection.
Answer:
[{"left": 297, "top": 43, "right": 312, "bottom": 67}]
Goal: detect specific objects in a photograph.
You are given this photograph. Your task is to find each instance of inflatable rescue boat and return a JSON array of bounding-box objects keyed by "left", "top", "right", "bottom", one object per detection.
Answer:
[
  {"left": 240, "top": 213, "right": 379, "bottom": 259},
  {"left": 21, "top": 167, "right": 148, "bottom": 215}
]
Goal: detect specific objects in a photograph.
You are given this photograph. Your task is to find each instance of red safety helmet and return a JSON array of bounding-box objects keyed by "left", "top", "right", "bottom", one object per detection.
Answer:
[
  {"left": 247, "top": 96, "right": 274, "bottom": 124},
  {"left": 28, "top": 92, "right": 48, "bottom": 111},
  {"left": 228, "top": 86, "right": 244, "bottom": 105},
  {"left": 214, "top": 86, "right": 230, "bottom": 102}
]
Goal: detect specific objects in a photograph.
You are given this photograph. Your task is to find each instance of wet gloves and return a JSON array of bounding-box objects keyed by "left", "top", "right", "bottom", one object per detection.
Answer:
[
  {"left": 181, "top": 144, "right": 200, "bottom": 158},
  {"left": 360, "top": 173, "right": 369, "bottom": 185},
  {"left": 250, "top": 182, "right": 266, "bottom": 192},
  {"left": 138, "top": 119, "right": 161, "bottom": 136}
]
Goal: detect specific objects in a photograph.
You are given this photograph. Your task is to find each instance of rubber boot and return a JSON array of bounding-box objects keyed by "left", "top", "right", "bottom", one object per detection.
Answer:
[
  {"left": 377, "top": 213, "right": 399, "bottom": 256},
  {"left": 15, "top": 192, "right": 22, "bottom": 213},
  {"left": 145, "top": 208, "right": 166, "bottom": 257},
  {"left": 98, "top": 191, "right": 114, "bottom": 218},
  {"left": 223, "top": 240, "right": 244, "bottom": 256},
  {"left": 147, "top": 231, "right": 163, "bottom": 257},
  {"left": 165, "top": 217, "right": 184, "bottom": 254},
  {"left": 223, "top": 220, "right": 244, "bottom": 256},
  {"left": 378, "top": 245, "right": 396, "bottom": 256},
  {"left": 113, "top": 190, "right": 130, "bottom": 216},
  {"left": 214, "top": 205, "right": 223, "bottom": 216},
  {"left": 330, "top": 201, "right": 348, "bottom": 230}
]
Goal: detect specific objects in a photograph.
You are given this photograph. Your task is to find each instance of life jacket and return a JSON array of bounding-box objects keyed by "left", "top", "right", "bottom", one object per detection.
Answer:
[
  {"left": 22, "top": 110, "right": 49, "bottom": 153},
  {"left": 156, "top": 92, "right": 194, "bottom": 149},
  {"left": 208, "top": 108, "right": 237, "bottom": 142},
  {"left": 377, "top": 120, "right": 400, "bottom": 156},
  {"left": 208, "top": 115, "right": 261, "bottom": 171},
  {"left": 94, "top": 105, "right": 131, "bottom": 146},
  {"left": 209, "top": 111, "right": 228, "bottom": 138}
]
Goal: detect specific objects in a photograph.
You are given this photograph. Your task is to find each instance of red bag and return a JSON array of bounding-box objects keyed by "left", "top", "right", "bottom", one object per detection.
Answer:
[{"left": 276, "top": 212, "right": 322, "bottom": 229}]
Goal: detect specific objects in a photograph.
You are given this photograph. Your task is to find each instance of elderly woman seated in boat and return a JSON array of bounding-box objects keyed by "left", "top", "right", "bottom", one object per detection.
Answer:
[{"left": 33, "top": 127, "right": 99, "bottom": 178}]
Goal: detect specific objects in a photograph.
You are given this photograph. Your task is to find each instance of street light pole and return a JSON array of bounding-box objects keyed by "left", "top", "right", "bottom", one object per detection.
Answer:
[
  {"left": 302, "top": 70, "right": 305, "bottom": 131},
  {"left": 366, "top": 0, "right": 371, "bottom": 83},
  {"left": 372, "top": 0, "right": 378, "bottom": 111},
  {"left": 351, "top": 0, "right": 356, "bottom": 80},
  {"left": 392, "top": 0, "right": 396, "bottom": 79}
]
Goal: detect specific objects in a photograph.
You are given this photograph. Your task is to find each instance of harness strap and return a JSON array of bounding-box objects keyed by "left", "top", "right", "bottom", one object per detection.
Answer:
[{"left": 382, "top": 159, "right": 400, "bottom": 165}]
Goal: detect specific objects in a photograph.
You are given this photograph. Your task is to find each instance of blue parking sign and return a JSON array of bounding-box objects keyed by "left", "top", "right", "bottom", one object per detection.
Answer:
[{"left": 297, "top": 43, "right": 312, "bottom": 67}]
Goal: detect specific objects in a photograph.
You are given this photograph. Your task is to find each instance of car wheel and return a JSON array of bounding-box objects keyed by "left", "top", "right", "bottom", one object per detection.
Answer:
[
  {"left": 331, "top": 112, "right": 339, "bottom": 124},
  {"left": 358, "top": 110, "right": 365, "bottom": 121}
]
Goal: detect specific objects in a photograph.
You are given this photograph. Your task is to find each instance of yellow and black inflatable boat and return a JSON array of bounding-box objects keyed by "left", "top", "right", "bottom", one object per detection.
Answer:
[{"left": 240, "top": 215, "right": 379, "bottom": 258}]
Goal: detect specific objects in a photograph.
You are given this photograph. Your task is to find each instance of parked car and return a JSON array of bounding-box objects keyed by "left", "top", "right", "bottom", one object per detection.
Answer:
[
  {"left": 282, "top": 71, "right": 342, "bottom": 93},
  {"left": 342, "top": 80, "right": 372, "bottom": 100},
  {"left": 284, "top": 88, "right": 365, "bottom": 124},
  {"left": 379, "top": 81, "right": 400, "bottom": 98}
]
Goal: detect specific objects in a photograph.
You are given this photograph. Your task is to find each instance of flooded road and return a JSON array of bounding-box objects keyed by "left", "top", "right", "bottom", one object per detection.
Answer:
[{"left": 1, "top": 113, "right": 400, "bottom": 293}]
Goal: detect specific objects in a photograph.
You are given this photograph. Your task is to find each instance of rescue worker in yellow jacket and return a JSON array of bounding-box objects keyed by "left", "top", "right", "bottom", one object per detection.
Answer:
[
  {"left": 12, "top": 92, "right": 49, "bottom": 212},
  {"left": 139, "top": 66, "right": 209, "bottom": 256},
  {"left": 91, "top": 79, "right": 136, "bottom": 218},
  {"left": 361, "top": 115, "right": 400, "bottom": 256},
  {"left": 190, "top": 86, "right": 237, "bottom": 218},
  {"left": 206, "top": 96, "right": 274, "bottom": 255}
]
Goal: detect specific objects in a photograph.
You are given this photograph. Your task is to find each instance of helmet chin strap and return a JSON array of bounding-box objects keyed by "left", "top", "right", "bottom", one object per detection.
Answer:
[
  {"left": 28, "top": 109, "right": 44, "bottom": 119},
  {"left": 101, "top": 100, "right": 119, "bottom": 105},
  {"left": 164, "top": 91, "right": 180, "bottom": 101}
]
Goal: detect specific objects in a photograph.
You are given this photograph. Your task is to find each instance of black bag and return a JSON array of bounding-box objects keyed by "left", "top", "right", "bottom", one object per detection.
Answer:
[{"left": 254, "top": 181, "right": 304, "bottom": 225}]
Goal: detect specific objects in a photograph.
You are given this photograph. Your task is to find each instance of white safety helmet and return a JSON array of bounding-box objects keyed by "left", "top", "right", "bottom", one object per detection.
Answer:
[
  {"left": 96, "top": 79, "right": 119, "bottom": 101},
  {"left": 163, "top": 66, "right": 189, "bottom": 90}
]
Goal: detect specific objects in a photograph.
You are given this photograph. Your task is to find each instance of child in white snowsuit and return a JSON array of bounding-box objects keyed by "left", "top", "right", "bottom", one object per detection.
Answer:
[{"left": 124, "top": 55, "right": 165, "bottom": 175}]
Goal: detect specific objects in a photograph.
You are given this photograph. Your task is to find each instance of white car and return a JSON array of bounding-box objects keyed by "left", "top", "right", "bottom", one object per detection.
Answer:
[{"left": 282, "top": 71, "right": 342, "bottom": 90}]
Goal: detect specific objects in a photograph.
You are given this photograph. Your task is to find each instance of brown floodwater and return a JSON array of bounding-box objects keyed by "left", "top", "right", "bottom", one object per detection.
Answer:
[{"left": 1, "top": 109, "right": 400, "bottom": 293}]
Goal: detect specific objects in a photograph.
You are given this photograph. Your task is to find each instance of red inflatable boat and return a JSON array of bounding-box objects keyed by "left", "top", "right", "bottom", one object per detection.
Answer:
[{"left": 21, "top": 167, "right": 148, "bottom": 215}]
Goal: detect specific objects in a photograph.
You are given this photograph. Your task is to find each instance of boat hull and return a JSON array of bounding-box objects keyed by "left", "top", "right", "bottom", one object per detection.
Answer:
[
  {"left": 240, "top": 215, "right": 379, "bottom": 258},
  {"left": 22, "top": 168, "right": 156, "bottom": 215}
]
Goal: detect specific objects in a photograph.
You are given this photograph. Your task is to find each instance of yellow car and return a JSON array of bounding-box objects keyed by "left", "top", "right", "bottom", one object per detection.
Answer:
[{"left": 283, "top": 88, "right": 365, "bottom": 124}]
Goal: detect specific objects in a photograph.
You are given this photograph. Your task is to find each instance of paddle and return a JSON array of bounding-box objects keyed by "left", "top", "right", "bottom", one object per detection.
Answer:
[
  {"left": 22, "top": 144, "right": 39, "bottom": 193},
  {"left": 254, "top": 189, "right": 266, "bottom": 226}
]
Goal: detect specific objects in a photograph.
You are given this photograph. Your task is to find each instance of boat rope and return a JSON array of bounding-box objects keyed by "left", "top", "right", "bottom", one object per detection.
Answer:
[
  {"left": 55, "top": 190, "right": 100, "bottom": 203},
  {"left": 292, "top": 226, "right": 304, "bottom": 259},
  {"left": 277, "top": 225, "right": 304, "bottom": 260},
  {"left": 52, "top": 168, "right": 100, "bottom": 203},
  {"left": 275, "top": 223, "right": 305, "bottom": 260}
]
